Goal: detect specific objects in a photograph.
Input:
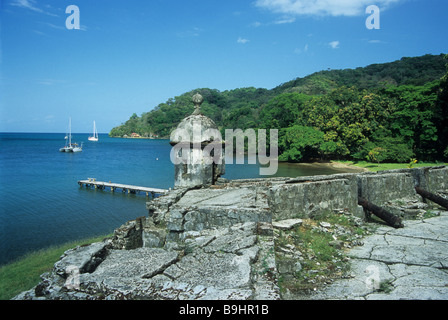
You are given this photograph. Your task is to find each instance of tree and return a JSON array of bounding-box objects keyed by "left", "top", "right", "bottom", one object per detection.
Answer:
[
  {"left": 367, "top": 147, "right": 385, "bottom": 164},
  {"left": 381, "top": 81, "right": 440, "bottom": 160},
  {"left": 435, "top": 54, "right": 448, "bottom": 160},
  {"left": 278, "top": 125, "right": 325, "bottom": 162},
  {"left": 302, "top": 86, "right": 392, "bottom": 158},
  {"left": 353, "top": 129, "right": 415, "bottom": 163},
  {"left": 260, "top": 93, "right": 312, "bottom": 129}
]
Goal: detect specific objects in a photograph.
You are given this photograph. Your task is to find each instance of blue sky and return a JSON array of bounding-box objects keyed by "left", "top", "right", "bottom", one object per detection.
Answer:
[{"left": 1, "top": 0, "right": 447, "bottom": 133}]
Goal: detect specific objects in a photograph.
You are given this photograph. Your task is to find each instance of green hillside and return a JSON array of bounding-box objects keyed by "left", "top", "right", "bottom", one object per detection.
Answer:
[
  {"left": 274, "top": 54, "right": 447, "bottom": 94},
  {"left": 110, "top": 53, "right": 448, "bottom": 163}
]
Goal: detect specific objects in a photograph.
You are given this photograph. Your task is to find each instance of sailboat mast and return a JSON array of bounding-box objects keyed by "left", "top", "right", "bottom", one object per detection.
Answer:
[{"left": 69, "top": 117, "right": 72, "bottom": 145}]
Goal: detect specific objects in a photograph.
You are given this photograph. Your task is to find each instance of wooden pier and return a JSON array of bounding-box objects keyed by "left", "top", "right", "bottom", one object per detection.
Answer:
[{"left": 78, "top": 178, "right": 169, "bottom": 197}]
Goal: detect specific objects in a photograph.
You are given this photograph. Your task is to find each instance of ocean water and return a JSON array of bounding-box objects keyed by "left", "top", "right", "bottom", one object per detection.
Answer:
[{"left": 0, "top": 133, "right": 352, "bottom": 265}]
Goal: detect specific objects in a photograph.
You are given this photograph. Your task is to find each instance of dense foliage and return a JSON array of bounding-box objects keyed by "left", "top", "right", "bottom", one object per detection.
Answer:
[{"left": 110, "top": 54, "right": 448, "bottom": 163}]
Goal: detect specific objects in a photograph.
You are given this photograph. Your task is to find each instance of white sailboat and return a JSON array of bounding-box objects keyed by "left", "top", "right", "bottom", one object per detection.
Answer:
[
  {"left": 60, "top": 118, "right": 83, "bottom": 153},
  {"left": 88, "top": 121, "right": 99, "bottom": 141},
  {"left": 71, "top": 141, "right": 83, "bottom": 152}
]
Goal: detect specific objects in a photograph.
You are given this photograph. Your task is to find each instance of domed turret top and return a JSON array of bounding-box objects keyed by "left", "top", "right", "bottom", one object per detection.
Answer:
[
  {"left": 192, "top": 93, "right": 204, "bottom": 115},
  {"left": 170, "top": 93, "right": 220, "bottom": 144}
]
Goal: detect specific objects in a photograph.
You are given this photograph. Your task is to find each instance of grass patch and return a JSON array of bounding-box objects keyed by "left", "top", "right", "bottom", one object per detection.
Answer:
[
  {"left": 336, "top": 161, "right": 447, "bottom": 172},
  {"left": 275, "top": 211, "right": 369, "bottom": 295},
  {"left": 378, "top": 280, "right": 394, "bottom": 294},
  {"left": 422, "top": 210, "right": 441, "bottom": 219},
  {"left": 0, "top": 234, "right": 111, "bottom": 300}
]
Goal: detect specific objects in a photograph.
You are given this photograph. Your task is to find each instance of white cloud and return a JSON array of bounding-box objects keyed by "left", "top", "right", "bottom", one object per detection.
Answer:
[
  {"left": 177, "top": 27, "right": 201, "bottom": 38},
  {"left": 329, "top": 41, "right": 340, "bottom": 49},
  {"left": 44, "top": 115, "right": 55, "bottom": 122},
  {"left": 11, "top": 0, "right": 42, "bottom": 13},
  {"left": 294, "top": 44, "right": 309, "bottom": 54},
  {"left": 37, "top": 78, "right": 66, "bottom": 86},
  {"left": 11, "top": 0, "right": 58, "bottom": 17},
  {"left": 237, "top": 37, "right": 250, "bottom": 44},
  {"left": 33, "top": 30, "right": 48, "bottom": 37},
  {"left": 251, "top": 17, "right": 296, "bottom": 27},
  {"left": 45, "top": 22, "right": 65, "bottom": 31},
  {"left": 255, "top": 0, "right": 403, "bottom": 17},
  {"left": 274, "top": 17, "right": 296, "bottom": 24}
]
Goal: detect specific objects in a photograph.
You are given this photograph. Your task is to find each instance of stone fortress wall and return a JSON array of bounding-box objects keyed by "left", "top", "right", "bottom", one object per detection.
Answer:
[
  {"left": 16, "top": 165, "right": 447, "bottom": 300},
  {"left": 123, "top": 165, "right": 448, "bottom": 249},
  {"left": 271, "top": 165, "right": 448, "bottom": 221}
]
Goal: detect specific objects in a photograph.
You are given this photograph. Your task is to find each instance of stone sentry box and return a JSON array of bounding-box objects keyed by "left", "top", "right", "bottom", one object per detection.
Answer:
[{"left": 170, "top": 93, "right": 225, "bottom": 189}]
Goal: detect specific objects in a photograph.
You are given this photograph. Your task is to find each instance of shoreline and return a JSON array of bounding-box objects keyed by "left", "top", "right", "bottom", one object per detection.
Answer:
[
  {"left": 325, "top": 161, "right": 370, "bottom": 172},
  {"left": 284, "top": 160, "right": 448, "bottom": 173},
  {"left": 109, "top": 136, "right": 162, "bottom": 140},
  {"left": 276, "top": 160, "right": 369, "bottom": 173}
]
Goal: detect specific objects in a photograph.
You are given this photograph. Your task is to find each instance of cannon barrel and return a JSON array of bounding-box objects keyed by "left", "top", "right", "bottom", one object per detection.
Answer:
[
  {"left": 358, "top": 197, "right": 404, "bottom": 229},
  {"left": 415, "top": 187, "right": 448, "bottom": 210}
]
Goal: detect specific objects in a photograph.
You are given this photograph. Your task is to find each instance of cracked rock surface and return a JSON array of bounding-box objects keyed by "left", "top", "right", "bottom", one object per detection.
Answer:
[
  {"left": 308, "top": 211, "right": 448, "bottom": 300},
  {"left": 14, "top": 222, "right": 280, "bottom": 300}
]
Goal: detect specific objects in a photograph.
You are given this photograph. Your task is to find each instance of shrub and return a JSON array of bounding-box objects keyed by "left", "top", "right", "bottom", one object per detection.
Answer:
[{"left": 354, "top": 135, "right": 414, "bottom": 163}]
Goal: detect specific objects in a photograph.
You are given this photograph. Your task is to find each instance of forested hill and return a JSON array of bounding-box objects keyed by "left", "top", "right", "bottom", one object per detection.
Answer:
[
  {"left": 110, "top": 53, "right": 448, "bottom": 163},
  {"left": 273, "top": 54, "right": 447, "bottom": 95}
]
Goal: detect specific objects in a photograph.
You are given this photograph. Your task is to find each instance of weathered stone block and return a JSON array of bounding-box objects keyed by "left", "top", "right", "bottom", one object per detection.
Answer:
[
  {"left": 54, "top": 241, "right": 109, "bottom": 277},
  {"left": 272, "top": 219, "right": 303, "bottom": 230},
  {"left": 166, "top": 208, "right": 186, "bottom": 232},
  {"left": 268, "top": 175, "right": 358, "bottom": 220},
  {"left": 142, "top": 228, "right": 166, "bottom": 248},
  {"left": 357, "top": 171, "right": 418, "bottom": 206},
  {"left": 426, "top": 167, "right": 448, "bottom": 193}
]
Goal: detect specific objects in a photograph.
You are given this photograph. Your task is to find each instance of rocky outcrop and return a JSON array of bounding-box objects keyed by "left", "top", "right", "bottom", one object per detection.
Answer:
[{"left": 14, "top": 222, "right": 280, "bottom": 300}]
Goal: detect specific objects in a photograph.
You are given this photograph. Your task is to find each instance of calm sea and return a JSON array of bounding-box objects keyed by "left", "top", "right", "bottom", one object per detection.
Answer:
[{"left": 0, "top": 133, "right": 352, "bottom": 265}]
